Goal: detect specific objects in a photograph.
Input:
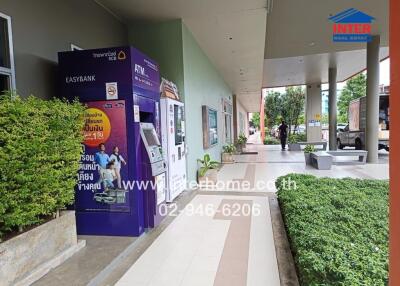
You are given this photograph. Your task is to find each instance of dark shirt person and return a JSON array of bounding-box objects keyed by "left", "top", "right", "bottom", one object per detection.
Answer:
[{"left": 278, "top": 121, "right": 288, "bottom": 150}]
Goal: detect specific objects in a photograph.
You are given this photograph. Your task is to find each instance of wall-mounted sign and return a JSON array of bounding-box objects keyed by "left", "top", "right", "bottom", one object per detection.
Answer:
[{"left": 202, "top": 105, "right": 218, "bottom": 149}]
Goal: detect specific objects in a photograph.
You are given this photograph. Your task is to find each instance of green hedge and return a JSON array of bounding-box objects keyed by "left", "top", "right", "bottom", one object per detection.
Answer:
[
  {"left": 288, "top": 133, "right": 307, "bottom": 144},
  {"left": 0, "top": 95, "right": 85, "bottom": 238},
  {"left": 264, "top": 135, "right": 280, "bottom": 145},
  {"left": 276, "top": 174, "right": 388, "bottom": 286}
]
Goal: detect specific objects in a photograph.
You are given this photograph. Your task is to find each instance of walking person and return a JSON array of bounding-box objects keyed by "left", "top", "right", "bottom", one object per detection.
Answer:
[
  {"left": 109, "top": 146, "right": 127, "bottom": 189},
  {"left": 278, "top": 120, "right": 288, "bottom": 151}
]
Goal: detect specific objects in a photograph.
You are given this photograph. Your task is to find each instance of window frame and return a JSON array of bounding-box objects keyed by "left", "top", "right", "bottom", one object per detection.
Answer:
[{"left": 0, "top": 12, "right": 16, "bottom": 90}]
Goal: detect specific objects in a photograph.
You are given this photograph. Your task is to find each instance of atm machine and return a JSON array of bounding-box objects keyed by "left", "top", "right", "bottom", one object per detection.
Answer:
[
  {"left": 58, "top": 47, "right": 166, "bottom": 236},
  {"left": 160, "top": 80, "right": 187, "bottom": 202}
]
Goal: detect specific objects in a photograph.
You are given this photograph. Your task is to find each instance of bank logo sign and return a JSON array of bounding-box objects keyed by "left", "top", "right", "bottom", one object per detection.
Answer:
[{"left": 329, "top": 8, "right": 375, "bottom": 42}]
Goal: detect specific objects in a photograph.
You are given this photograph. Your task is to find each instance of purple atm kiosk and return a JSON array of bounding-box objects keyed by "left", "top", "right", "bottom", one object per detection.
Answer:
[{"left": 58, "top": 47, "right": 166, "bottom": 236}]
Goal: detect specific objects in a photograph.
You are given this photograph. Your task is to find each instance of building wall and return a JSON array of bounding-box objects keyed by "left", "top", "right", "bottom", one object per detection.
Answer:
[
  {"left": 129, "top": 20, "right": 233, "bottom": 182},
  {"left": 182, "top": 23, "right": 233, "bottom": 182},
  {"left": 0, "top": 0, "right": 128, "bottom": 99},
  {"left": 129, "top": 20, "right": 185, "bottom": 98}
]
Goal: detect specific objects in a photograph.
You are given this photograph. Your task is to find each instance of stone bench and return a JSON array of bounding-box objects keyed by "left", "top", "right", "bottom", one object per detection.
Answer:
[
  {"left": 327, "top": 150, "right": 368, "bottom": 164},
  {"left": 289, "top": 141, "right": 327, "bottom": 151},
  {"left": 310, "top": 152, "right": 333, "bottom": 170}
]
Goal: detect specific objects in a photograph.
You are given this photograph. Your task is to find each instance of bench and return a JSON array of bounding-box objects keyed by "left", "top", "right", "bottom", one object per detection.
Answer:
[
  {"left": 310, "top": 152, "right": 333, "bottom": 170},
  {"left": 289, "top": 141, "right": 327, "bottom": 151},
  {"left": 327, "top": 150, "right": 368, "bottom": 164},
  {"left": 310, "top": 150, "right": 369, "bottom": 170}
]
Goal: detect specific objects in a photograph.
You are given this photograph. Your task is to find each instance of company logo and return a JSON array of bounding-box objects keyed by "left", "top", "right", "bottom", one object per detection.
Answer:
[
  {"left": 117, "top": 51, "right": 126, "bottom": 60},
  {"left": 329, "top": 8, "right": 375, "bottom": 42}
]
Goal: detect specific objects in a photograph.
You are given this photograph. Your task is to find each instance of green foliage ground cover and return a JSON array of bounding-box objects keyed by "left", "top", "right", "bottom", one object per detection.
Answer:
[
  {"left": 0, "top": 95, "right": 85, "bottom": 239},
  {"left": 276, "top": 174, "right": 388, "bottom": 286}
]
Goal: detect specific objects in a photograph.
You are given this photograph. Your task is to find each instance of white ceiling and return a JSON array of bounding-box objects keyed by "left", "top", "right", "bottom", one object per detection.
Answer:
[
  {"left": 263, "top": 47, "right": 389, "bottom": 88},
  {"left": 263, "top": 0, "right": 389, "bottom": 88},
  {"left": 97, "top": 0, "right": 268, "bottom": 112}
]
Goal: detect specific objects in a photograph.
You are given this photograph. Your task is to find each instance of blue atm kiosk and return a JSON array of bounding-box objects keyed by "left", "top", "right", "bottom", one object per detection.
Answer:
[{"left": 58, "top": 47, "right": 166, "bottom": 236}]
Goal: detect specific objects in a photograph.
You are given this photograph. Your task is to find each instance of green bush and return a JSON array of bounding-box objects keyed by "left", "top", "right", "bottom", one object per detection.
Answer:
[
  {"left": 276, "top": 174, "right": 388, "bottom": 286},
  {"left": 303, "top": 144, "right": 316, "bottom": 153},
  {"left": 222, "top": 144, "right": 236, "bottom": 154},
  {"left": 264, "top": 135, "right": 280, "bottom": 145},
  {"left": 0, "top": 94, "right": 85, "bottom": 238},
  {"left": 288, "top": 133, "right": 307, "bottom": 144}
]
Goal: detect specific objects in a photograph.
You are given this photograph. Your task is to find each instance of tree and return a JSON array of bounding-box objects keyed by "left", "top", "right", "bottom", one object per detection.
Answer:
[
  {"left": 338, "top": 73, "right": 367, "bottom": 122},
  {"left": 264, "top": 91, "right": 282, "bottom": 129},
  {"left": 264, "top": 87, "right": 305, "bottom": 134},
  {"left": 282, "top": 87, "right": 305, "bottom": 135},
  {"left": 250, "top": 112, "right": 260, "bottom": 129}
]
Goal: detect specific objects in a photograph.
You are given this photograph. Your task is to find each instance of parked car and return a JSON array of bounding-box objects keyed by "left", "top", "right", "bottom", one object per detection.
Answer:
[{"left": 93, "top": 192, "right": 116, "bottom": 204}]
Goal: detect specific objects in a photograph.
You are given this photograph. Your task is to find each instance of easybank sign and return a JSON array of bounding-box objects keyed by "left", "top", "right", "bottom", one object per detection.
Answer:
[{"left": 329, "top": 8, "right": 375, "bottom": 42}]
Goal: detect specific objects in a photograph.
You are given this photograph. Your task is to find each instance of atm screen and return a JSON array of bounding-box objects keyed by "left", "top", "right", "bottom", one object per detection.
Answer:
[{"left": 143, "top": 128, "right": 161, "bottom": 146}]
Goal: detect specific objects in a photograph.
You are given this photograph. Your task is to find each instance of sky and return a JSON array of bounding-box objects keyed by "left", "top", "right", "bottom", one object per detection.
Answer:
[{"left": 264, "top": 58, "right": 390, "bottom": 95}]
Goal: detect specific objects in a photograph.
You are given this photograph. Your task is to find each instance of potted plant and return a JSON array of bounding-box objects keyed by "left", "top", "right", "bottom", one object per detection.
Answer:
[
  {"left": 288, "top": 133, "right": 307, "bottom": 151},
  {"left": 236, "top": 133, "right": 248, "bottom": 153},
  {"left": 304, "top": 144, "right": 316, "bottom": 165},
  {"left": 197, "top": 154, "right": 220, "bottom": 185},
  {"left": 221, "top": 144, "right": 236, "bottom": 163}
]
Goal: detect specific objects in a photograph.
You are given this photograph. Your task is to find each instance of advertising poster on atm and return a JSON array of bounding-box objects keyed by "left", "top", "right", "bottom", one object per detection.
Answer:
[{"left": 77, "top": 100, "right": 130, "bottom": 212}]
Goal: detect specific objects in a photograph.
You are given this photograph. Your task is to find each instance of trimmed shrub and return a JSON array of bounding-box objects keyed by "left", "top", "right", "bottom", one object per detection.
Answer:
[
  {"left": 288, "top": 133, "right": 307, "bottom": 144},
  {"left": 276, "top": 174, "right": 388, "bottom": 286},
  {"left": 264, "top": 135, "right": 280, "bottom": 145},
  {"left": 0, "top": 94, "right": 85, "bottom": 238}
]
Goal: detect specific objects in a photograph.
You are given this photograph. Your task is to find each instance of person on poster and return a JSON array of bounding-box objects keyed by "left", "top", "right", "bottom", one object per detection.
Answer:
[
  {"left": 109, "top": 146, "right": 127, "bottom": 189},
  {"left": 94, "top": 143, "right": 110, "bottom": 188},
  {"left": 103, "top": 161, "right": 117, "bottom": 190},
  {"left": 278, "top": 120, "right": 288, "bottom": 151}
]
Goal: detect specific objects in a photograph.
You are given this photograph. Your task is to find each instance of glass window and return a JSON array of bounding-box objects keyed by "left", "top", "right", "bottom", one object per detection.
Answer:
[
  {"left": 0, "top": 17, "right": 10, "bottom": 68},
  {"left": 0, "top": 12, "right": 15, "bottom": 92},
  {"left": 0, "top": 73, "right": 10, "bottom": 92},
  {"left": 209, "top": 109, "right": 218, "bottom": 146},
  {"left": 174, "top": 105, "right": 184, "bottom": 145}
]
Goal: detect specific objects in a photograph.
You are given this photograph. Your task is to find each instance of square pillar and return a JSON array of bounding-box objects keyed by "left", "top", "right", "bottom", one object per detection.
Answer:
[
  {"left": 306, "top": 84, "right": 322, "bottom": 142},
  {"left": 366, "top": 35, "right": 380, "bottom": 163},
  {"left": 328, "top": 68, "right": 338, "bottom": 150}
]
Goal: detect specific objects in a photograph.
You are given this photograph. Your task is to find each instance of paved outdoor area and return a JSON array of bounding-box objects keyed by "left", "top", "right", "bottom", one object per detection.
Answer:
[{"left": 34, "top": 132, "right": 389, "bottom": 286}]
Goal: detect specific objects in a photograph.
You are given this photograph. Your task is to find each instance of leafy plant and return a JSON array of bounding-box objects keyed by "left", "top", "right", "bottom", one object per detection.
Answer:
[
  {"left": 237, "top": 133, "right": 248, "bottom": 145},
  {"left": 197, "top": 154, "right": 219, "bottom": 177},
  {"left": 222, "top": 144, "right": 236, "bottom": 154},
  {"left": 288, "top": 133, "right": 307, "bottom": 144},
  {"left": 0, "top": 94, "right": 85, "bottom": 238},
  {"left": 276, "top": 174, "right": 388, "bottom": 286},
  {"left": 264, "top": 136, "right": 280, "bottom": 145},
  {"left": 303, "top": 144, "right": 316, "bottom": 153}
]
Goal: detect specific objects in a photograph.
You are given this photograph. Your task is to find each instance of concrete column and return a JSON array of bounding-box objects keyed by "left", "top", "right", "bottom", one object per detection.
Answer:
[
  {"left": 306, "top": 84, "right": 322, "bottom": 142},
  {"left": 328, "top": 67, "right": 338, "bottom": 150},
  {"left": 366, "top": 35, "right": 380, "bottom": 163}
]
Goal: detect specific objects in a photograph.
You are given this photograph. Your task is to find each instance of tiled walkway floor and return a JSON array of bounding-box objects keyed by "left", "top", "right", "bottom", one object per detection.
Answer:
[
  {"left": 116, "top": 194, "right": 280, "bottom": 286},
  {"left": 116, "top": 135, "right": 389, "bottom": 286}
]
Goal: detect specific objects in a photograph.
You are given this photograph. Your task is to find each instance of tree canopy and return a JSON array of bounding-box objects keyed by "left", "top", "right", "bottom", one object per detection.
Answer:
[
  {"left": 338, "top": 73, "right": 367, "bottom": 122},
  {"left": 264, "top": 87, "right": 305, "bottom": 134}
]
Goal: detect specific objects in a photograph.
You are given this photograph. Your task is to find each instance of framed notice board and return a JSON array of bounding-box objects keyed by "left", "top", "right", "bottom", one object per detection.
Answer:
[{"left": 202, "top": 105, "right": 218, "bottom": 149}]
